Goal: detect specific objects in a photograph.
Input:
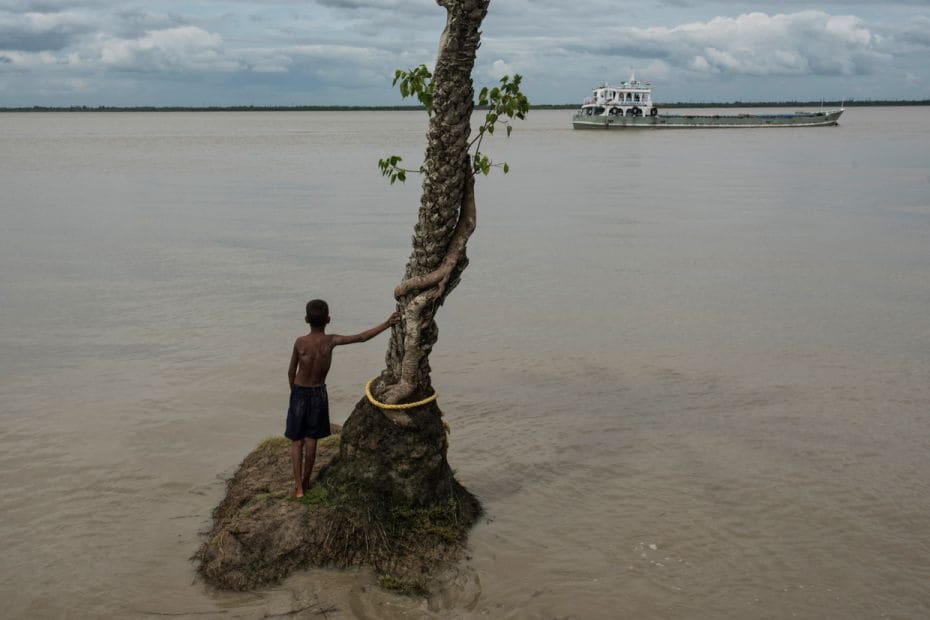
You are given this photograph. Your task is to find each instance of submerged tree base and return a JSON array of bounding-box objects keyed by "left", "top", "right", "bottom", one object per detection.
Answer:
[{"left": 196, "top": 400, "right": 481, "bottom": 594}]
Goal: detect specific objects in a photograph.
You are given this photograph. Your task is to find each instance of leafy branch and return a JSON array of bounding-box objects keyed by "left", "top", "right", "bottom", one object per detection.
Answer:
[
  {"left": 470, "top": 74, "right": 529, "bottom": 176},
  {"left": 379, "top": 66, "right": 529, "bottom": 183},
  {"left": 393, "top": 65, "right": 434, "bottom": 115},
  {"left": 377, "top": 155, "right": 425, "bottom": 185}
]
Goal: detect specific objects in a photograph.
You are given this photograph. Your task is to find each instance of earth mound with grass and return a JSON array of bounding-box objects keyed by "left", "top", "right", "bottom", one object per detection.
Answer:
[{"left": 196, "top": 404, "right": 482, "bottom": 595}]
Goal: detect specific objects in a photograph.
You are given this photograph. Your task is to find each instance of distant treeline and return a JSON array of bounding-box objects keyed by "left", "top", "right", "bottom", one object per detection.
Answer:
[
  {"left": 1, "top": 100, "right": 928, "bottom": 112},
  {"left": 0, "top": 105, "right": 427, "bottom": 112}
]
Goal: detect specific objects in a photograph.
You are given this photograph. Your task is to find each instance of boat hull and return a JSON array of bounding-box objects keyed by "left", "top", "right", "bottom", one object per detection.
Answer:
[{"left": 572, "top": 109, "right": 843, "bottom": 129}]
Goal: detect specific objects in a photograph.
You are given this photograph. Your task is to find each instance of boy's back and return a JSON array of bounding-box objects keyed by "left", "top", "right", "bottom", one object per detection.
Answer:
[{"left": 292, "top": 332, "right": 335, "bottom": 387}]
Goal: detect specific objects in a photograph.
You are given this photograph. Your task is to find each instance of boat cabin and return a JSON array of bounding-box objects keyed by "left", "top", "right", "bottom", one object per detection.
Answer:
[{"left": 579, "top": 73, "right": 656, "bottom": 118}]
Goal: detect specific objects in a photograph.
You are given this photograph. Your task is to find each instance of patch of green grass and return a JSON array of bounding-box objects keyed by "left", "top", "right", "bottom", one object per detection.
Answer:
[
  {"left": 253, "top": 436, "right": 289, "bottom": 454},
  {"left": 243, "top": 490, "right": 288, "bottom": 509},
  {"left": 254, "top": 433, "right": 340, "bottom": 455},
  {"left": 378, "top": 574, "right": 429, "bottom": 596},
  {"left": 291, "top": 483, "right": 332, "bottom": 506}
]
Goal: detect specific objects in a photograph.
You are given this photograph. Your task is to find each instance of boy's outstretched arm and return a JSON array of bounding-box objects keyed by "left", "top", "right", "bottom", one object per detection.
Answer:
[{"left": 332, "top": 312, "right": 401, "bottom": 346}]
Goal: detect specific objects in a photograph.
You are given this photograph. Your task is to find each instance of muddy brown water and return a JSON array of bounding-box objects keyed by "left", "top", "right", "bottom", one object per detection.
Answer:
[{"left": 1, "top": 108, "right": 929, "bottom": 618}]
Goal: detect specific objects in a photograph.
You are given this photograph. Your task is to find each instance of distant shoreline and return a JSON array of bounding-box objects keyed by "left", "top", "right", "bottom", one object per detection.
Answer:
[{"left": 1, "top": 100, "right": 928, "bottom": 112}]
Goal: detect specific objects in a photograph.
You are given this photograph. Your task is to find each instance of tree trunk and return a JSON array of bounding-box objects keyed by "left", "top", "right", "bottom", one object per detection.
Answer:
[
  {"left": 378, "top": 0, "right": 488, "bottom": 406},
  {"left": 319, "top": 0, "right": 487, "bottom": 509}
]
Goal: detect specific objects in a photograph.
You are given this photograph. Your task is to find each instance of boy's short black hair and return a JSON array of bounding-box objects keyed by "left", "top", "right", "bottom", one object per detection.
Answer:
[{"left": 306, "top": 299, "right": 329, "bottom": 327}]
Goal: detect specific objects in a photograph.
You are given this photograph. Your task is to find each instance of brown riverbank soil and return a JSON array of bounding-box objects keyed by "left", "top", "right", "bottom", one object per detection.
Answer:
[{"left": 196, "top": 405, "right": 482, "bottom": 595}]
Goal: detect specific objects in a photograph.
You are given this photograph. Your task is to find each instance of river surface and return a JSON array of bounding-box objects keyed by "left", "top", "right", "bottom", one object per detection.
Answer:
[{"left": 1, "top": 108, "right": 929, "bottom": 619}]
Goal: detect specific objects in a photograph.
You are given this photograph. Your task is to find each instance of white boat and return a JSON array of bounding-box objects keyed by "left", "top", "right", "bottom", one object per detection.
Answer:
[{"left": 572, "top": 74, "right": 844, "bottom": 129}]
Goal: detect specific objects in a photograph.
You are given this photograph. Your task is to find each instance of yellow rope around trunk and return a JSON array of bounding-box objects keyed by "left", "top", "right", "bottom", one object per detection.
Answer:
[{"left": 365, "top": 378, "right": 438, "bottom": 410}]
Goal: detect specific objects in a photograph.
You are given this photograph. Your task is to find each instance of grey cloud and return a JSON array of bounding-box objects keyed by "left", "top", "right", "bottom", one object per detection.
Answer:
[
  {"left": 573, "top": 38, "right": 675, "bottom": 60},
  {"left": 655, "top": 0, "right": 930, "bottom": 5},
  {"left": 0, "top": 1, "right": 107, "bottom": 13},
  {"left": 315, "top": 0, "right": 427, "bottom": 9},
  {"left": 1, "top": 29, "right": 71, "bottom": 50},
  {"left": 315, "top": 0, "right": 374, "bottom": 7},
  {"left": 312, "top": 0, "right": 437, "bottom": 19},
  {"left": 0, "top": 12, "right": 94, "bottom": 51},
  {"left": 897, "top": 15, "right": 930, "bottom": 46},
  {"left": 112, "top": 9, "right": 187, "bottom": 38}
]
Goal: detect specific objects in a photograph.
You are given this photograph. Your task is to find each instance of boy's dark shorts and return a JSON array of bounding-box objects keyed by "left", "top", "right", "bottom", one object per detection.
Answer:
[{"left": 285, "top": 384, "right": 331, "bottom": 441}]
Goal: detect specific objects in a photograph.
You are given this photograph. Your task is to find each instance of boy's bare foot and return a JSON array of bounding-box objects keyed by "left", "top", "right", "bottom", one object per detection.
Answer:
[
  {"left": 302, "top": 478, "right": 311, "bottom": 492},
  {"left": 293, "top": 486, "right": 304, "bottom": 499}
]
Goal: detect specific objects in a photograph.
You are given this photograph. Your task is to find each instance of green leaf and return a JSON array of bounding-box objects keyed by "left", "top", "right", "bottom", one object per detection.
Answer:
[
  {"left": 391, "top": 65, "right": 434, "bottom": 115},
  {"left": 503, "top": 162, "right": 510, "bottom": 174}
]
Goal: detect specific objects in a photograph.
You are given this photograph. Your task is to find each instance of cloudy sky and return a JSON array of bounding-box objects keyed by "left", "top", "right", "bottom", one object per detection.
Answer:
[{"left": 1, "top": 0, "right": 928, "bottom": 106}]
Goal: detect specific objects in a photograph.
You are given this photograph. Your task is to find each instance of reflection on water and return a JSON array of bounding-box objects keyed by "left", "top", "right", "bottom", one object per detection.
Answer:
[{"left": 1, "top": 109, "right": 929, "bottom": 618}]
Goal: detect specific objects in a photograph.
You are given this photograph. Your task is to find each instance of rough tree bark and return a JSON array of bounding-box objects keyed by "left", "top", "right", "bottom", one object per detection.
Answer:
[
  {"left": 378, "top": 0, "right": 488, "bottom": 407},
  {"left": 319, "top": 0, "right": 489, "bottom": 509}
]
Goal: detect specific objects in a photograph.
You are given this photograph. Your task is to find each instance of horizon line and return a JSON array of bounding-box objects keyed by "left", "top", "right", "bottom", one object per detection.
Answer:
[{"left": 2, "top": 99, "right": 928, "bottom": 112}]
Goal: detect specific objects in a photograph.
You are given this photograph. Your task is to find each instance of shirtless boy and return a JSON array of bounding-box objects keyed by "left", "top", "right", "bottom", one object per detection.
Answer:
[{"left": 286, "top": 298, "right": 400, "bottom": 498}]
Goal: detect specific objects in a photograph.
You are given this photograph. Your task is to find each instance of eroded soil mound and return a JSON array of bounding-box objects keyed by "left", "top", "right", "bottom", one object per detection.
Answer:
[{"left": 196, "top": 418, "right": 481, "bottom": 594}]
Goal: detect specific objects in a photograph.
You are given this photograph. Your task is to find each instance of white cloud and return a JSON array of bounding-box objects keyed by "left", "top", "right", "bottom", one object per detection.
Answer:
[
  {"left": 486, "top": 58, "right": 512, "bottom": 81},
  {"left": 91, "top": 26, "right": 239, "bottom": 73},
  {"left": 604, "top": 11, "right": 887, "bottom": 77}
]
